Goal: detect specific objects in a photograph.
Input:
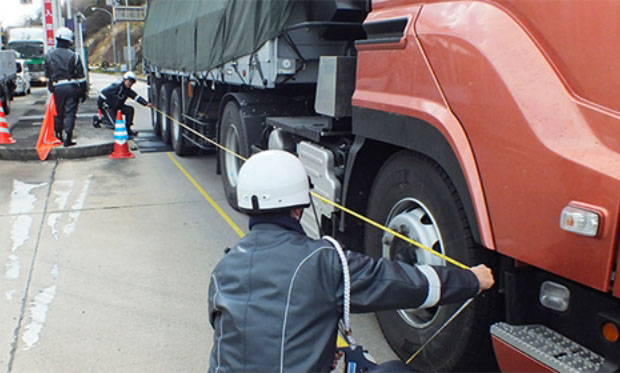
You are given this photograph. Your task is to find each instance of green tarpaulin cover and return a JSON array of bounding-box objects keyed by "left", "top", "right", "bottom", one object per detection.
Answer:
[{"left": 143, "top": 0, "right": 295, "bottom": 72}]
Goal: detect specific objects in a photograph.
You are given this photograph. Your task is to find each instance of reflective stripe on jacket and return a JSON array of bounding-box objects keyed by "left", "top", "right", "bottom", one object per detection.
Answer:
[{"left": 208, "top": 222, "right": 479, "bottom": 372}]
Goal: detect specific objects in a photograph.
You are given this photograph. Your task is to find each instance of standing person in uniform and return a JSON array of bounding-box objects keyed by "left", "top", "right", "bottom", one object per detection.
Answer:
[
  {"left": 207, "top": 150, "right": 495, "bottom": 373},
  {"left": 96, "top": 71, "right": 151, "bottom": 137},
  {"left": 44, "top": 27, "right": 87, "bottom": 147}
]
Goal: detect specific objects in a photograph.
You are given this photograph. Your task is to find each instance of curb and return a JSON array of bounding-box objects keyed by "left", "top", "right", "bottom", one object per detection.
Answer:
[{"left": 0, "top": 142, "right": 114, "bottom": 161}]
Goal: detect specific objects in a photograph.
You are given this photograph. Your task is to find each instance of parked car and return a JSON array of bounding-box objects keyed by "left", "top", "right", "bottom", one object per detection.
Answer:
[{"left": 13, "top": 59, "right": 31, "bottom": 96}]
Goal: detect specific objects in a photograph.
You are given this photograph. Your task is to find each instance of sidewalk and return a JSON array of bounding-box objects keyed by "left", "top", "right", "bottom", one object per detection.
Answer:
[{"left": 0, "top": 94, "right": 114, "bottom": 161}]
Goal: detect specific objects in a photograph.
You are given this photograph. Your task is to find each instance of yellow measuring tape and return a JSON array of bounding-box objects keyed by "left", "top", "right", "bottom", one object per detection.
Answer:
[
  {"left": 151, "top": 104, "right": 474, "bottom": 364},
  {"left": 152, "top": 106, "right": 469, "bottom": 270}
]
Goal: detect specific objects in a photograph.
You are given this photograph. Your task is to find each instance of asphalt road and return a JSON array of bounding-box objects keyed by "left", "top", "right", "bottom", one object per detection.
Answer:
[{"left": 0, "top": 73, "right": 396, "bottom": 372}]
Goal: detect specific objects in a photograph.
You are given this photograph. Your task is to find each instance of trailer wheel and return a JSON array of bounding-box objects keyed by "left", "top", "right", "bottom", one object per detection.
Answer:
[
  {"left": 219, "top": 101, "right": 248, "bottom": 210},
  {"left": 150, "top": 79, "right": 161, "bottom": 134},
  {"left": 159, "top": 83, "right": 174, "bottom": 144},
  {"left": 364, "top": 150, "right": 497, "bottom": 372},
  {"left": 170, "top": 87, "right": 193, "bottom": 156}
]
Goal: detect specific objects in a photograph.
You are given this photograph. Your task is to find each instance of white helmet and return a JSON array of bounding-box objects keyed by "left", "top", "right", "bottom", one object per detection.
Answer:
[
  {"left": 55, "top": 27, "right": 73, "bottom": 43},
  {"left": 237, "top": 150, "right": 311, "bottom": 213},
  {"left": 123, "top": 71, "right": 137, "bottom": 82}
]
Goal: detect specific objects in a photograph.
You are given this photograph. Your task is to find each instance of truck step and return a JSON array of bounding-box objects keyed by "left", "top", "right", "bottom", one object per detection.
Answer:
[{"left": 490, "top": 322, "right": 603, "bottom": 372}]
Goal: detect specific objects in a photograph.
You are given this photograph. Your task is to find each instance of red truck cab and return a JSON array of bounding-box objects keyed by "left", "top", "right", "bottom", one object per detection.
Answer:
[{"left": 352, "top": 0, "right": 620, "bottom": 370}]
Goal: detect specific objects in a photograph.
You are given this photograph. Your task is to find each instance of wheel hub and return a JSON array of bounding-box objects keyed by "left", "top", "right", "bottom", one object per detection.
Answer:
[{"left": 382, "top": 197, "right": 446, "bottom": 328}]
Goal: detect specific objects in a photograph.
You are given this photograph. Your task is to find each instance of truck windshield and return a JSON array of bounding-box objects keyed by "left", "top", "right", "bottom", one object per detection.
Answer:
[{"left": 9, "top": 42, "right": 44, "bottom": 59}]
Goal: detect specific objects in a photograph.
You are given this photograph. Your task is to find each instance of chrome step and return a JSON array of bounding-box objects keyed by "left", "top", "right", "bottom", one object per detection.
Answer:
[{"left": 491, "top": 322, "right": 603, "bottom": 372}]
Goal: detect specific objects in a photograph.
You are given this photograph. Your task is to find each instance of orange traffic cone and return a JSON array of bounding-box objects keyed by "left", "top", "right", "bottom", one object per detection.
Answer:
[
  {"left": 109, "top": 110, "right": 134, "bottom": 159},
  {"left": 36, "top": 94, "right": 62, "bottom": 161},
  {"left": 0, "top": 99, "right": 16, "bottom": 144}
]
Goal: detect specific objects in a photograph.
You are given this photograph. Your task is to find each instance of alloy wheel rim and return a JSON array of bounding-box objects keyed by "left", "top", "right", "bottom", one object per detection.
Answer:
[{"left": 382, "top": 197, "right": 446, "bottom": 328}]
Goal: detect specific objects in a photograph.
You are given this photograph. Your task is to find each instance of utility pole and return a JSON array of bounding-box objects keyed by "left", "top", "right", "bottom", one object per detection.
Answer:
[
  {"left": 74, "top": 13, "right": 88, "bottom": 86},
  {"left": 66, "top": 0, "right": 72, "bottom": 25},
  {"left": 125, "top": 0, "right": 131, "bottom": 71},
  {"left": 54, "top": 0, "right": 64, "bottom": 29}
]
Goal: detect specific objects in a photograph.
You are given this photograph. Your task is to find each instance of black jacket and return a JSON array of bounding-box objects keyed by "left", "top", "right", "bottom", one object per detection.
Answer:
[
  {"left": 44, "top": 42, "right": 86, "bottom": 94},
  {"left": 208, "top": 219, "right": 479, "bottom": 372},
  {"left": 99, "top": 82, "right": 147, "bottom": 110},
  {"left": 44, "top": 45, "right": 84, "bottom": 81}
]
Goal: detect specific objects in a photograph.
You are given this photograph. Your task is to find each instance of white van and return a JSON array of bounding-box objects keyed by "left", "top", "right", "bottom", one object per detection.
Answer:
[{"left": 14, "top": 59, "right": 31, "bottom": 95}]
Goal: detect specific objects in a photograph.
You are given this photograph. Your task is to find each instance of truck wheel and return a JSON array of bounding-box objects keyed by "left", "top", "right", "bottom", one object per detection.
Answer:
[
  {"left": 364, "top": 151, "right": 497, "bottom": 372},
  {"left": 159, "top": 83, "right": 174, "bottom": 144},
  {"left": 170, "top": 87, "right": 193, "bottom": 156},
  {"left": 219, "top": 101, "right": 247, "bottom": 210},
  {"left": 150, "top": 79, "right": 161, "bottom": 134}
]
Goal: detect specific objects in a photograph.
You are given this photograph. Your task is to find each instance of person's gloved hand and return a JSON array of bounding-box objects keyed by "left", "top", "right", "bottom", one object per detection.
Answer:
[{"left": 78, "top": 82, "right": 88, "bottom": 102}]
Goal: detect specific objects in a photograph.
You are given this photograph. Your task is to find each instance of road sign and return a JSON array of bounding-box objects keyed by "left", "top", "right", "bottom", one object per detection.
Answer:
[
  {"left": 43, "top": 0, "right": 56, "bottom": 47},
  {"left": 113, "top": 6, "right": 146, "bottom": 22}
]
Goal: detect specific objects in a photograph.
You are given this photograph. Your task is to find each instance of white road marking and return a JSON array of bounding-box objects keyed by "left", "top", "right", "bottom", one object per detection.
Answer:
[
  {"left": 6, "top": 181, "right": 45, "bottom": 281},
  {"left": 22, "top": 285, "right": 57, "bottom": 350}
]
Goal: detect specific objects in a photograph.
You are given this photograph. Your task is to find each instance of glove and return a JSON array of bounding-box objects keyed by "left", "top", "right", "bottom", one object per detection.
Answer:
[{"left": 78, "top": 82, "right": 88, "bottom": 103}]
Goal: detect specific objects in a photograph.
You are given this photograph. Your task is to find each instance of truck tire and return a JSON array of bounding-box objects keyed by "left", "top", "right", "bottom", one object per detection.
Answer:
[
  {"left": 364, "top": 150, "right": 497, "bottom": 372},
  {"left": 170, "top": 87, "right": 193, "bottom": 156},
  {"left": 159, "top": 83, "right": 174, "bottom": 144},
  {"left": 219, "top": 101, "right": 248, "bottom": 210},
  {"left": 150, "top": 79, "right": 161, "bottom": 134}
]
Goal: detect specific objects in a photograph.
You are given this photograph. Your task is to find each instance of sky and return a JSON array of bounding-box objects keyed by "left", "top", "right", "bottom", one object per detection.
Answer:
[{"left": 1, "top": 0, "right": 42, "bottom": 28}]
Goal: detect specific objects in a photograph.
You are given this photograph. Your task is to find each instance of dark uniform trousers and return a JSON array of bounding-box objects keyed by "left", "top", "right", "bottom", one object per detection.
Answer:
[
  {"left": 100, "top": 101, "right": 134, "bottom": 130},
  {"left": 53, "top": 84, "right": 79, "bottom": 135},
  {"left": 117, "top": 104, "right": 134, "bottom": 129}
]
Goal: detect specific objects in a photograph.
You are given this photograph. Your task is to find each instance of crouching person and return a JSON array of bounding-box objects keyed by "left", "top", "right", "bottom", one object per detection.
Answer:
[
  {"left": 97, "top": 71, "right": 151, "bottom": 137},
  {"left": 208, "top": 150, "right": 494, "bottom": 372}
]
